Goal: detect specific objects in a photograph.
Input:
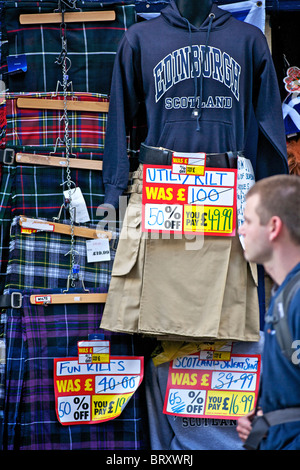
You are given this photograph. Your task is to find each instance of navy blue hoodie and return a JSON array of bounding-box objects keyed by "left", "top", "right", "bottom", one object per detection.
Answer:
[{"left": 103, "top": 0, "right": 288, "bottom": 207}]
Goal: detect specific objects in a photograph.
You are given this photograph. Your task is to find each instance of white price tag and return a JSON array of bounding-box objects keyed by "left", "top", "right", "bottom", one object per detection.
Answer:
[
  {"left": 86, "top": 238, "right": 111, "bottom": 263},
  {"left": 63, "top": 187, "right": 90, "bottom": 223}
]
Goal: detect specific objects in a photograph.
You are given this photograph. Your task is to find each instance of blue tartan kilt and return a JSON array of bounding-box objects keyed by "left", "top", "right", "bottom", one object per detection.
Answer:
[{"left": 6, "top": 216, "right": 118, "bottom": 291}]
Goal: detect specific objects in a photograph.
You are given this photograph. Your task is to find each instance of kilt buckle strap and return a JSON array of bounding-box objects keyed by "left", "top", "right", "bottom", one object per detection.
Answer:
[
  {"left": 0, "top": 148, "right": 15, "bottom": 165},
  {"left": 0, "top": 292, "right": 22, "bottom": 309}
]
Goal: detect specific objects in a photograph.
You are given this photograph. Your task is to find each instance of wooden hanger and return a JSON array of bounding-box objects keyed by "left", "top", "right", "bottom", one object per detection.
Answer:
[
  {"left": 16, "top": 152, "right": 103, "bottom": 171},
  {"left": 16, "top": 97, "right": 109, "bottom": 113},
  {"left": 19, "top": 10, "right": 116, "bottom": 25},
  {"left": 19, "top": 216, "right": 112, "bottom": 240},
  {"left": 30, "top": 292, "right": 107, "bottom": 305}
]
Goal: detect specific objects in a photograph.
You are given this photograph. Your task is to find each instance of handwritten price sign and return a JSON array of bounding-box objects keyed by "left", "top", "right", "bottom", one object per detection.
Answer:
[
  {"left": 163, "top": 354, "right": 261, "bottom": 420},
  {"left": 142, "top": 165, "right": 237, "bottom": 236},
  {"left": 54, "top": 356, "right": 143, "bottom": 425}
]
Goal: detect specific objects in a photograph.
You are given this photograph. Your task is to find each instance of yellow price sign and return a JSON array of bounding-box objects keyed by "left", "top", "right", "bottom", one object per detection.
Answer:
[
  {"left": 92, "top": 354, "right": 110, "bottom": 363},
  {"left": 54, "top": 356, "right": 143, "bottom": 425},
  {"left": 92, "top": 393, "right": 132, "bottom": 421},
  {"left": 186, "top": 165, "right": 205, "bottom": 176},
  {"left": 205, "top": 390, "right": 256, "bottom": 417},
  {"left": 184, "top": 205, "right": 234, "bottom": 234}
]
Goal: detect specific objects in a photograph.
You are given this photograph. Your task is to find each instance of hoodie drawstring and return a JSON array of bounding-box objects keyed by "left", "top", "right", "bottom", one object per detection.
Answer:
[{"left": 188, "top": 12, "right": 215, "bottom": 131}]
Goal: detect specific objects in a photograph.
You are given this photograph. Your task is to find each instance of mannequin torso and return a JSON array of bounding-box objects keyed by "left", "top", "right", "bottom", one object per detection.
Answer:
[{"left": 175, "top": 0, "right": 213, "bottom": 28}]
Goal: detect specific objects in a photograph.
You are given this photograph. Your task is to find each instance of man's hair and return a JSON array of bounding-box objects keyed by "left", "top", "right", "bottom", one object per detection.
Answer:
[{"left": 246, "top": 174, "right": 300, "bottom": 245}]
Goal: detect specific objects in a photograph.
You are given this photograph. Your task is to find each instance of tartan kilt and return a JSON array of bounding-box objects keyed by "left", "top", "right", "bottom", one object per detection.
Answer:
[
  {"left": 0, "top": 90, "right": 111, "bottom": 288},
  {"left": 11, "top": 153, "right": 105, "bottom": 219},
  {"left": 0, "top": 154, "right": 107, "bottom": 292},
  {"left": 2, "top": 286, "right": 150, "bottom": 450},
  {"left": 0, "top": 164, "right": 14, "bottom": 292},
  {"left": 1, "top": 1, "right": 136, "bottom": 94},
  {"left": 4, "top": 92, "right": 109, "bottom": 149},
  {"left": 5, "top": 216, "right": 118, "bottom": 291},
  {"left": 0, "top": 101, "right": 6, "bottom": 152}
]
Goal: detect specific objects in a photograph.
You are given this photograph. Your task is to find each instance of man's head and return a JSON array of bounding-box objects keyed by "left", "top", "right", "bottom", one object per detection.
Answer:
[{"left": 239, "top": 175, "right": 300, "bottom": 264}]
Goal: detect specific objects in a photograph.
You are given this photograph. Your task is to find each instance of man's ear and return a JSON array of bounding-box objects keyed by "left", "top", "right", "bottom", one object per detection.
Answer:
[{"left": 268, "top": 215, "right": 283, "bottom": 241}]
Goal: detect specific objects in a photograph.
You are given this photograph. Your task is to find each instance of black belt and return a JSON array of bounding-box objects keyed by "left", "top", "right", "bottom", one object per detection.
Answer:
[
  {"left": 139, "top": 143, "right": 241, "bottom": 169},
  {"left": 0, "top": 148, "right": 15, "bottom": 165},
  {"left": 244, "top": 407, "right": 300, "bottom": 450},
  {"left": 0, "top": 292, "right": 22, "bottom": 309}
]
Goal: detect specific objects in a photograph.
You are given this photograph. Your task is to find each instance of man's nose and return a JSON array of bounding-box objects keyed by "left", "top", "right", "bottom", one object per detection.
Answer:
[{"left": 238, "top": 223, "right": 245, "bottom": 236}]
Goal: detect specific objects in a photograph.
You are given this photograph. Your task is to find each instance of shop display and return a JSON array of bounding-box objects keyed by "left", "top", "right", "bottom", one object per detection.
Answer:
[
  {"left": 0, "top": 0, "right": 150, "bottom": 451},
  {"left": 3, "top": 286, "right": 148, "bottom": 450},
  {"left": 0, "top": 0, "right": 296, "bottom": 453},
  {"left": 100, "top": 0, "right": 288, "bottom": 342},
  {"left": 145, "top": 334, "right": 264, "bottom": 450}
]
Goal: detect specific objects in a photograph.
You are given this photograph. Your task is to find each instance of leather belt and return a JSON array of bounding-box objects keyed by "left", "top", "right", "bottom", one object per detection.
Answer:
[
  {"left": 0, "top": 148, "right": 15, "bottom": 165},
  {"left": 139, "top": 143, "right": 241, "bottom": 169},
  {"left": 0, "top": 292, "right": 22, "bottom": 309}
]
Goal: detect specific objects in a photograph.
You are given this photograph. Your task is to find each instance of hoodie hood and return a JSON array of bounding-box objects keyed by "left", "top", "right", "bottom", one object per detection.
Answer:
[
  {"left": 160, "top": 0, "right": 232, "bottom": 31},
  {"left": 161, "top": 1, "right": 232, "bottom": 130}
]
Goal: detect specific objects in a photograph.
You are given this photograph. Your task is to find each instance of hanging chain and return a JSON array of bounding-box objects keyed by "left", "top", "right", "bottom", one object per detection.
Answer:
[{"left": 56, "top": 6, "right": 78, "bottom": 288}]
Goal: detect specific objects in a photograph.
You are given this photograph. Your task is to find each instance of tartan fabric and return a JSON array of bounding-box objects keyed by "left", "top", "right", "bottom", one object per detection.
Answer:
[
  {"left": 0, "top": 100, "right": 6, "bottom": 149},
  {"left": 5, "top": 216, "right": 118, "bottom": 291},
  {"left": 0, "top": 152, "right": 107, "bottom": 292},
  {"left": 0, "top": 311, "right": 6, "bottom": 447},
  {"left": 11, "top": 160, "right": 105, "bottom": 219},
  {"left": 3, "top": 287, "right": 150, "bottom": 450},
  {"left": 0, "top": 164, "right": 14, "bottom": 292},
  {"left": 4, "top": 92, "right": 108, "bottom": 150},
  {"left": 1, "top": 1, "right": 136, "bottom": 94}
]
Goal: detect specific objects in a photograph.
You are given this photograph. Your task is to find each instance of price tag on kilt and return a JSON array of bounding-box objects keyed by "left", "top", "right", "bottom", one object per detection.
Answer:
[
  {"left": 86, "top": 238, "right": 111, "bottom": 263},
  {"left": 54, "top": 356, "right": 144, "bottom": 425},
  {"left": 142, "top": 164, "right": 237, "bottom": 236},
  {"left": 78, "top": 340, "right": 110, "bottom": 364},
  {"left": 172, "top": 152, "right": 206, "bottom": 176}
]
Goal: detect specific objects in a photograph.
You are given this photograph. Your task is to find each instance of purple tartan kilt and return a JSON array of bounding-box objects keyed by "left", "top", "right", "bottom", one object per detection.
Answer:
[{"left": 3, "top": 287, "right": 150, "bottom": 450}]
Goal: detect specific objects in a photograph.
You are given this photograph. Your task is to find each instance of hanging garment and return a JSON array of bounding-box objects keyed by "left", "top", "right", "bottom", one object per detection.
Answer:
[
  {"left": 1, "top": 1, "right": 136, "bottom": 94},
  {"left": 5, "top": 216, "right": 118, "bottom": 291},
  {"left": 0, "top": 164, "right": 14, "bottom": 293},
  {"left": 4, "top": 92, "right": 109, "bottom": 149},
  {"left": 101, "top": 165, "right": 260, "bottom": 342},
  {"left": 0, "top": 152, "right": 106, "bottom": 292},
  {"left": 0, "top": 91, "right": 109, "bottom": 292},
  {"left": 0, "top": 312, "right": 5, "bottom": 448},
  {"left": 102, "top": 1, "right": 287, "bottom": 206},
  {"left": 0, "top": 100, "right": 6, "bottom": 185},
  {"left": 2, "top": 287, "right": 150, "bottom": 450},
  {"left": 100, "top": 0, "right": 288, "bottom": 341}
]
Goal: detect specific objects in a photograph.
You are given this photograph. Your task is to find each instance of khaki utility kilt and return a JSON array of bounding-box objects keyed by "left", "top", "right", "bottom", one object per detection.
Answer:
[{"left": 100, "top": 165, "right": 260, "bottom": 342}]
